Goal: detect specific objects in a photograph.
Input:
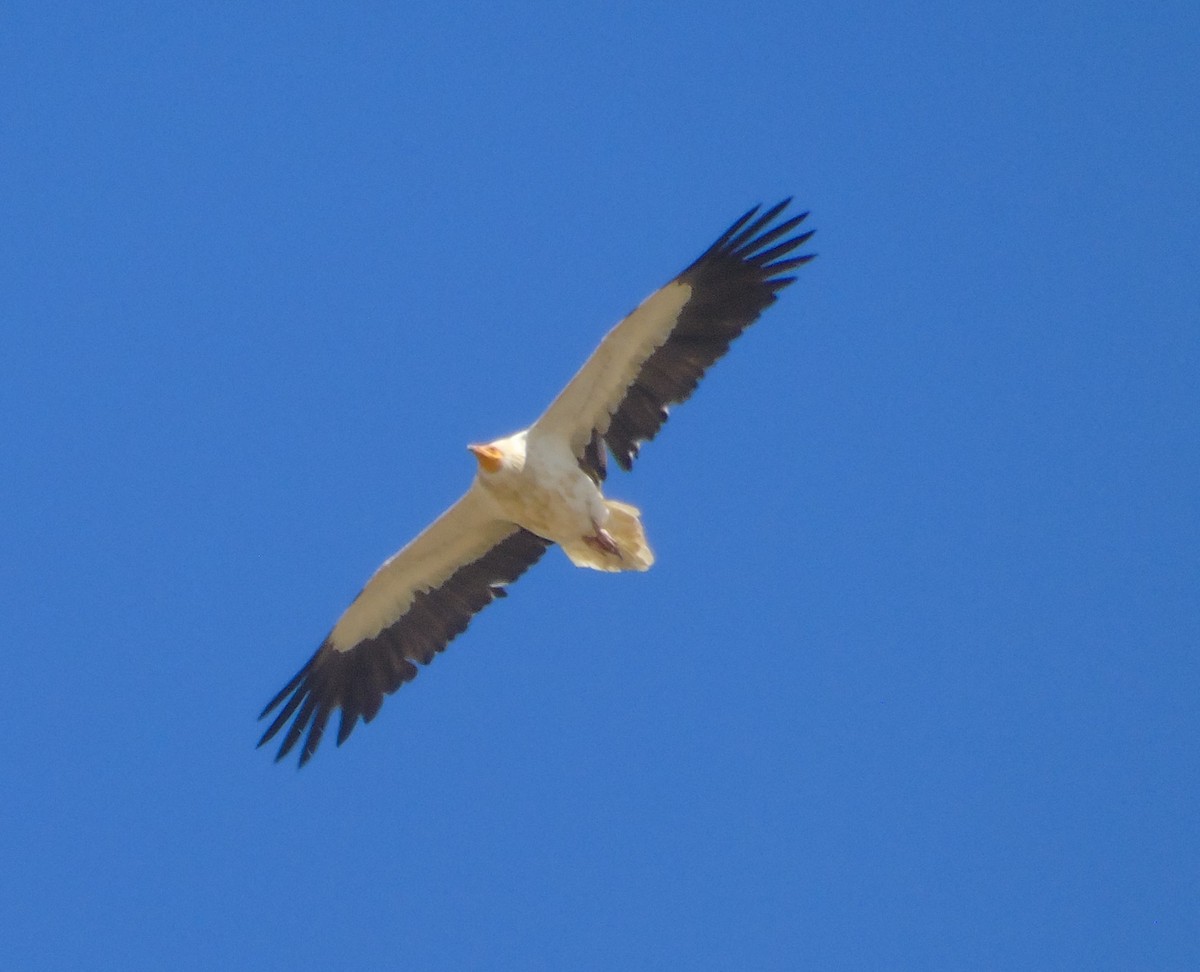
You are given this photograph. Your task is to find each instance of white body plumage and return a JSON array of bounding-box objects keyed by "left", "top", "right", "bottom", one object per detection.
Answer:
[{"left": 471, "top": 429, "right": 653, "bottom": 573}]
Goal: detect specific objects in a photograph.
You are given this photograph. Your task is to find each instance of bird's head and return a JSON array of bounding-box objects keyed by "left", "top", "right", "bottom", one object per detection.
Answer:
[
  {"left": 468, "top": 442, "right": 506, "bottom": 474},
  {"left": 468, "top": 433, "right": 527, "bottom": 475}
]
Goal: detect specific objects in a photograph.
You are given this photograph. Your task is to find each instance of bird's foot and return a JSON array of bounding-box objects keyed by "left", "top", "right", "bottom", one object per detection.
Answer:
[{"left": 584, "top": 527, "right": 622, "bottom": 558}]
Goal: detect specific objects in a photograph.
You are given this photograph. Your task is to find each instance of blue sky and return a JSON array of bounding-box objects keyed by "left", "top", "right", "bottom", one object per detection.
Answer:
[{"left": 3, "top": 2, "right": 1197, "bottom": 968}]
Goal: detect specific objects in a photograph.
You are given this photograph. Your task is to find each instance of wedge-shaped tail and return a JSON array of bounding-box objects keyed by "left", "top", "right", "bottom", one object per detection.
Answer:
[{"left": 562, "top": 500, "right": 654, "bottom": 573}]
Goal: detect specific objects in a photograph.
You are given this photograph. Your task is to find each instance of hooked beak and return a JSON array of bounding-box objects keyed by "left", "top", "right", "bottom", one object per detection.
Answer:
[{"left": 468, "top": 443, "right": 504, "bottom": 474}]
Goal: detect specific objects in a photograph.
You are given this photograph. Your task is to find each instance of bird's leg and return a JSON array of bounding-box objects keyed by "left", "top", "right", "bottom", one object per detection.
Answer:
[{"left": 583, "top": 521, "right": 622, "bottom": 558}]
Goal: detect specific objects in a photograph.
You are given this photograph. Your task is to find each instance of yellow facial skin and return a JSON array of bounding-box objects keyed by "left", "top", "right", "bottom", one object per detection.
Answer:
[{"left": 468, "top": 444, "right": 504, "bottom": 474}]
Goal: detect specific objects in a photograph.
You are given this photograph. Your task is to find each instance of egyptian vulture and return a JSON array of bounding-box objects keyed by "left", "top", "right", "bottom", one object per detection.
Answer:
[{"left": 259, "top": 199, "right": 815, "bottom": 765}]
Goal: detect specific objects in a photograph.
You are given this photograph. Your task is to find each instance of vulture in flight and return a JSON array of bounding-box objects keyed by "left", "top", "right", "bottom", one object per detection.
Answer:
[{"left": 259, "top": 199, "right": 816, "bottom": 765}]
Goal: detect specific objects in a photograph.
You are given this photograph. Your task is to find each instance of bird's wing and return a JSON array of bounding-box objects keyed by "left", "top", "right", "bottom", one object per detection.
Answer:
[
  {"left": 531, "top": 200, "right": 815, "bottom": 481},
  {"left": 258, "top": 485, "right": 550, "bottom": 766}
]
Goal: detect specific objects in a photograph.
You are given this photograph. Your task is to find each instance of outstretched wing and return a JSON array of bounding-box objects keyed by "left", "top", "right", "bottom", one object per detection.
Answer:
[
  {"left": 258, "top": 485, "right": 551, "bottom": 766},
  {"left": 532, "top": 200, "right": 815, "bottom": 481}
]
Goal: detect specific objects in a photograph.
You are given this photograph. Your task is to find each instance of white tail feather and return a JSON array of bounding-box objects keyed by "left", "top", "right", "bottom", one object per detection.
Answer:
[{"left": 562, "top": 500, "right": 654, "bottom": 573}]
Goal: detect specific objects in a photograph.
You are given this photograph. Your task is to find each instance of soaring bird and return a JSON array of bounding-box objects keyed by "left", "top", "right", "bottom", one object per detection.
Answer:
[{"left": 259, "top": 200, "right": 815, "bottom": 765}]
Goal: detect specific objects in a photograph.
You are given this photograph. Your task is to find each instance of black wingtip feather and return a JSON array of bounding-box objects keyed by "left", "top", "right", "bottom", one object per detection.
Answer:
[
  {"left": 706, "top": 204, "right": 762, "bottom": 255},
  {"left": 726, "top": 198, "right": 792, "bottom": 252},
  {"left": 275, "top": 694, "right": 318, "bottom": 762},
  {"left": 731, "top": 211, "right": 808, "bottom": 258},
  {"left": 258, "top": 667, "right": 305, "bottom": 722},
  {"left": 753, "top": 230, "right": 816, "bottom": 267},
  {"left": 257, "top": 673, "right": 309, "bottom": 747}
]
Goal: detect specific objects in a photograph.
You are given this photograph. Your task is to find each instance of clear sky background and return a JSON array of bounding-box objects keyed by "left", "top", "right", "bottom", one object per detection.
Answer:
[{"left": 2, "top": 2, "right": 1197, "bottom": 969}]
